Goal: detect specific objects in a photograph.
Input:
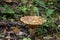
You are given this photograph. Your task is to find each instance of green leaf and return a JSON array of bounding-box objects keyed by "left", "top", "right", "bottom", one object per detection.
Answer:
[
  {"left": 23, "top": 38, "right": 31, "bottom": 40},
  {"left": 21, "top": 0, "right": 27, "bottom": 4},
  {"left": 46, "top": 9, "right": 55, "bottom": 16},
  {"left": 6, "top": 8, "right": 15, "bottom": 13},
  {"left": 2, "top": 15, "right": 7, "bottom": 21},
  {"left": 19, "top": 6, "right": 27, "bottom": 14},
  {"left": 14, "top": 14, "right": 19, "bottom": 20},
  {"left": 35, "top": 0, "right": 46, "bottom": 8},
  {"left": 32, "top": 7, "right": 39, "bottom": 16},
  {"left": 30, "top": 6, "right": 39, "bottom": 16},
  {"left": 3, "top": 4, "right": 8, "bottom": 8}
]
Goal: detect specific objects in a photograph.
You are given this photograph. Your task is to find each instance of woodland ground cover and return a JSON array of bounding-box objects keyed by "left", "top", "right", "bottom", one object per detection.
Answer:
[{"left": 0, "top": 0, "right": 60, "bottom": 40}]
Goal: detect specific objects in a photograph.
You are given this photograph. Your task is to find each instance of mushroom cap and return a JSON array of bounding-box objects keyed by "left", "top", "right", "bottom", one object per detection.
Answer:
[
  {"left": 5, "top": 0, "right": 12, "bottom": 3},
  {"left": 20, "top": 16, "right": 46, "bottom": 25}
]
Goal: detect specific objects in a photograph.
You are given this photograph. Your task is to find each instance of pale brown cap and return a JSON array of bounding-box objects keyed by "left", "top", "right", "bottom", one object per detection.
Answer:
[
  {"left": 20, "top": 16, "right": 46, "bottom": 25},
  {"left": 5, "top": 0, "right": 12, "bottom": 3}
]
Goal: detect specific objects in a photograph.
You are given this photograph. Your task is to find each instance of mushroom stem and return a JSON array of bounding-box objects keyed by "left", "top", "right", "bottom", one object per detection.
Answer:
[
  {"left": 30, "top": 28, "right": 36, "bottom": 40},
  {"left": 30, "top": 28, "right": 35, "bottom": 36}
]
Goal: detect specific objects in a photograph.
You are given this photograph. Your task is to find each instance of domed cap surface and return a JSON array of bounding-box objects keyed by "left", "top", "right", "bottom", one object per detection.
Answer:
[{"left": 20, "top": 16, "right": 46, "bottom": 25}]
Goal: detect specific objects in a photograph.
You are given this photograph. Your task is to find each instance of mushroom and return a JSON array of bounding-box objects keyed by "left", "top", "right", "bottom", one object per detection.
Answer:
[
  {"left": 5, "top": 0, "right": 13, "bottom": 3},
  {"left": 20, "top": 16, "right": 46, "bottom": 40}
]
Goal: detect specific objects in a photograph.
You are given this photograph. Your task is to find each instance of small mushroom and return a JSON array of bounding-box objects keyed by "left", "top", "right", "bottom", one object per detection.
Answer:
[
  {"left": 20, "top": 16, "right": 46, "bottom": 40},
  {"left": 5, "top": 0, "right": 13, "bottom": 3}
]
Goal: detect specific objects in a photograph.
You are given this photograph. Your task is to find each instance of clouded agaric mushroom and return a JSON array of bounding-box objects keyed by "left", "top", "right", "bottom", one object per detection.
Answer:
[
  {"left": 5, "top": 0, "right": 12, "bottom": 3},
  {"left": 20, "top": 16, "right": 46, "bottom": 40}
]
